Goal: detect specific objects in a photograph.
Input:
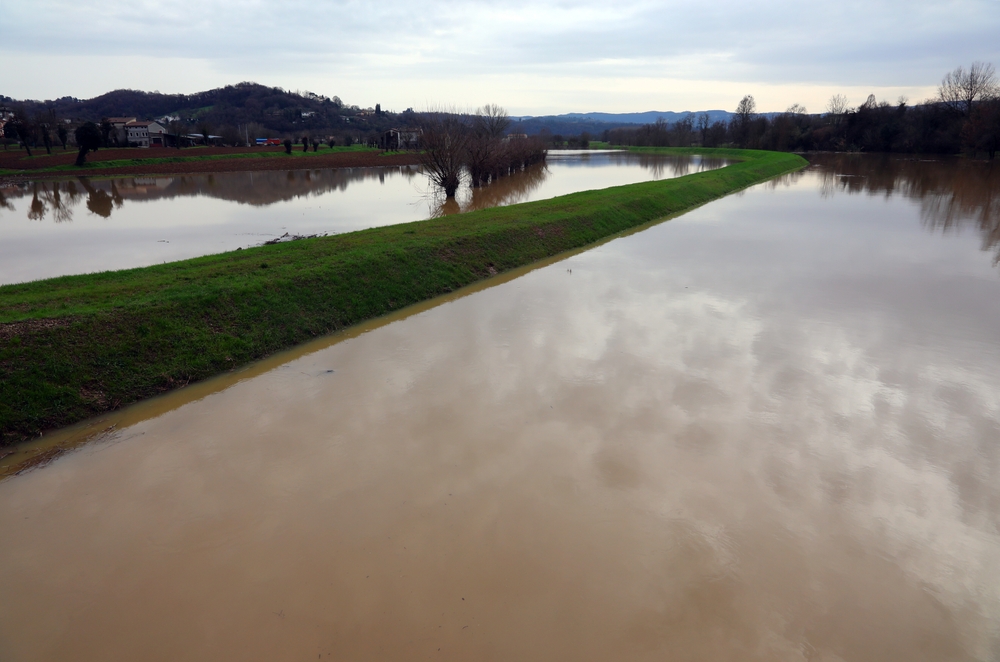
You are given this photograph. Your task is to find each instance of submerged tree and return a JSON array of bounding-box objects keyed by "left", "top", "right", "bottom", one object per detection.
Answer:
[
  {"left": 419, "top": 113, "right": 470, "bottom": 198},
  {"left": 466, "top": 104, "right": 510, "bottom": 187},
  {"left": 419, "top": 105, "right": 545, "bottom": 197},
  {"left": 74, "top": 122, "right": 102, "bottom": 166}
]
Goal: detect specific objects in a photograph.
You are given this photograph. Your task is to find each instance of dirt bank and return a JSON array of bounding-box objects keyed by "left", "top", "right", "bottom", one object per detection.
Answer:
[{"left": 0, "top": 147, "right": 422, "bottom": 182}]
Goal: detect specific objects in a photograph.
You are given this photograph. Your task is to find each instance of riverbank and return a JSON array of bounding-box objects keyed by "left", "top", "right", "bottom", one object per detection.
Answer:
[
  {"left": 0, "top": 145, "right": 421, "bottom": 181},
  {"left": 0, "top": 148, "right": 807, "bottom": 447}
]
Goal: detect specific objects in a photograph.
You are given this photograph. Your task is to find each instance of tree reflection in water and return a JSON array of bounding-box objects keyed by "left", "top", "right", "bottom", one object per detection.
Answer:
[
  {"left": 46, "top": 182, "right": 74, "bottom": 223},
  {"left": 812, "top": 154, "right": 1000, "bottom": 265},
  {"left": 0, "top": 154, "right": 721, "bottom": 225},
  {"left": 4, "top": 156, "right": 996, "bottom": 268},
  {"left": 428, "top": 162, "right": 551, "bottom": 217},
  {"left": 27, "top": 183, "right": 47, "bottom": 221},
  {"left": 78, "top": 178, "right": 114, "bottom": 218},
  {"left": 0, "top": 167, "right": 424, "bottom": 223}
]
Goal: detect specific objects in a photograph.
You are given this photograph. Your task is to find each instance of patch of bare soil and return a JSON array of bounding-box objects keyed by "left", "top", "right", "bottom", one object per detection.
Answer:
[
  {"left": 0, "top": 317, "right": 73, "bottom": 339},
  {"left": 0, "top": 148, "right": 422, "bottom": 181}
]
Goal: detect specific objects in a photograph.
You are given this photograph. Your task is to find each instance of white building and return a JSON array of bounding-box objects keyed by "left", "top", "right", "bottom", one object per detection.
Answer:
[
  {"left": 125, "top": 120, "right": 167, "bottom": 148},
  {"left": 106, "top": 117, "right": 136, "bottom": 145}
]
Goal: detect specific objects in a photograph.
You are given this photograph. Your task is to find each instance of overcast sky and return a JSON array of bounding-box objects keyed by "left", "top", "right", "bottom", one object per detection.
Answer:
[{"left": 4, "top": 0, "right": 999, "bottom": 114}]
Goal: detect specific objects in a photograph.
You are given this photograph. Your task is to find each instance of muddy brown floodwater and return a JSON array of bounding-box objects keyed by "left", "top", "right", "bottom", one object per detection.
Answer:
[{"left": 2, "top": 154, "right": 1000, "bottom": 661}]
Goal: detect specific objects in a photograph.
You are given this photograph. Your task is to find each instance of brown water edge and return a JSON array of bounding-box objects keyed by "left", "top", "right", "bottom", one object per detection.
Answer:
[{"left": 0, "top": 197, "right": 704, "bottom": 480}]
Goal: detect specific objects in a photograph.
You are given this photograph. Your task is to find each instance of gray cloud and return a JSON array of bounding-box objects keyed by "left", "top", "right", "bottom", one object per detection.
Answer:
[{"left": 3, "top": 0, "right": 998, "bottom": 109}]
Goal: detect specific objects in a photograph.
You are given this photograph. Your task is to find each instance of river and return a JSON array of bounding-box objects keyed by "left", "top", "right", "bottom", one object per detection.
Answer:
[{"left": 0, "top": 153, "right": 998, "bottom": 661}]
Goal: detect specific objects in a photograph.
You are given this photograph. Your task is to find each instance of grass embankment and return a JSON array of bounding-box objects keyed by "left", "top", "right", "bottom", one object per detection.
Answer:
[{"left": 0, "top": 148, "right": 807, "bottom": 445}]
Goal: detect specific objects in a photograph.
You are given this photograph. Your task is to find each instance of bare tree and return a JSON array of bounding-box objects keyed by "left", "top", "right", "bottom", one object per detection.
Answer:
[
  {"left": 939, "top": 62, "right": 998, "bottom": 116},
  {"left": 785, "top": 103, "right": 807, "bottom": 115},
  {"left": 826, "top": 94, "right": 850, "bottom": 128},
  {"left": 419, "top": 112, "right": 469, "bottom": 198},
  {"left": 466, "top": 104, "right": 511, "bottom": 187},
  {"left": 826, "top": 94, "right": 849, "bottom": 116},
  {"left": 6, "top": 111, "right": 33, "bottom": 156},
  {"left": 732, "top": 95, "right": 757, "bottom": 147}
]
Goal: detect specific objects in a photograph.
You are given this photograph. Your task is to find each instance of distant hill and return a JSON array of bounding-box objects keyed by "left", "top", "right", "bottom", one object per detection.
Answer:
[
  {"left": 1, "top": 83, "right": 788, "bottom": 140},
  {"left": 0, "top": 83, "right": 405, "bottom": 137}
]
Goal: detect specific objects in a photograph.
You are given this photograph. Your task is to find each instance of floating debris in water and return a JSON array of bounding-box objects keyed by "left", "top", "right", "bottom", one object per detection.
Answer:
[{"left": 262, "top": 232, "right": 321, "bottom": 246}]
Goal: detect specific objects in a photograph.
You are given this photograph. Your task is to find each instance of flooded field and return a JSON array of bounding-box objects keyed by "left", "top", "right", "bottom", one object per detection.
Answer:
[
  {"left": 1, "top": 154, "right": 999, "bottom": 661},
  {"left": 0, "top": 151, "right": 727, "bottom": 285}
]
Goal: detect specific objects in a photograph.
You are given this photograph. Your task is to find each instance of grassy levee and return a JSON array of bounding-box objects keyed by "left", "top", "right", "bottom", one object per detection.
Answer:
[{"left": 0, "top": 148, "right": 806, "bottom": 445}]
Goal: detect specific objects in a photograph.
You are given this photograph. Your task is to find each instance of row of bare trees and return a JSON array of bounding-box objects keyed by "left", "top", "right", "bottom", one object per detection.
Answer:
[
  {"left": 2, "top": 110, "right": 71, "bottom": 155},
  {"left": 604, "top": 63, "right": 999, "bottom": 158},
  {"left": 419, "top": 106, "right": 547, "bottom": 197}
]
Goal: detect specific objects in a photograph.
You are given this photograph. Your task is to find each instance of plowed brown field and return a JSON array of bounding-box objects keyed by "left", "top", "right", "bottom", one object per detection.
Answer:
[{"left": 0, "top": 146, "right": 421, "bottom": 180}]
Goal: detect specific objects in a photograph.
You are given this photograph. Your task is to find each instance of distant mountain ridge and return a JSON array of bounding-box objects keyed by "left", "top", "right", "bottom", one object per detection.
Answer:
[
  {"left": 2, "top": 82, "right": 786, "bottom": 139},
  {"left": 515, "top": 110, "right": 738, "bottom": 125},
  {"left": 508, "top": 109, "right": 787, "bottom": 138},
  {"left": 0, "top": 83, "right": 402, "bottom": 136}
]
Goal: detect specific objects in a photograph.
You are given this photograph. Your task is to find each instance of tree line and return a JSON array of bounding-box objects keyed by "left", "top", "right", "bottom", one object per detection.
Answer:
[
  {"left": 419, "top": 106, "right": 547, "bottom": 197},
  {"left": 604, "top": 62, "right": 1000, "bottom": 159}
]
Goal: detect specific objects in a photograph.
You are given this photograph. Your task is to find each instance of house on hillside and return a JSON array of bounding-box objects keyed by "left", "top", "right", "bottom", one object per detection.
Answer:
[
  {"left": 106, "top": 117, "right": 137, "bottom": 145},
  {"left": 381, "top": 127, "right": 421, "bottom": 150},
  {"left": 125, "top": 120, "right": 167, "bottom": 147}
]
